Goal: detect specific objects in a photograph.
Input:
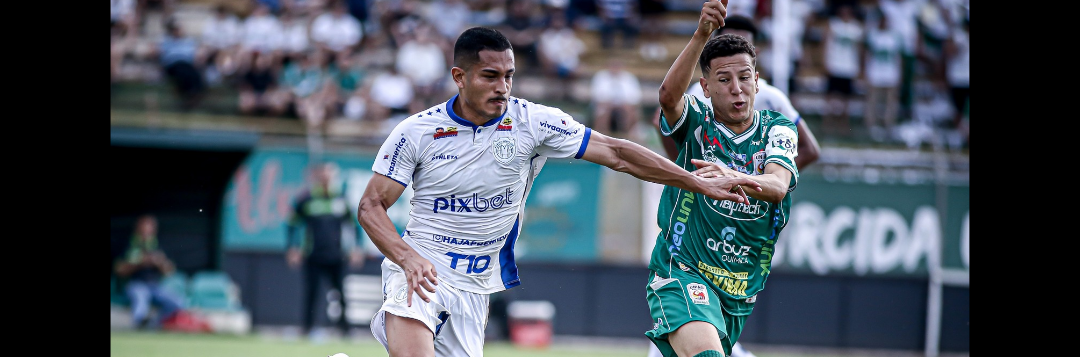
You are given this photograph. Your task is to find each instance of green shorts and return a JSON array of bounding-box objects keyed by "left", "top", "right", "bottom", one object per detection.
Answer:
[{"left": 644, "top": 269, "right": 746, "bottom": 357}]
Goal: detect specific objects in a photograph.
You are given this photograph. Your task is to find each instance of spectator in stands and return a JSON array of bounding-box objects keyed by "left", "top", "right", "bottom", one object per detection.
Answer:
[
  {"left": 200, "top": 4, "right": 243, "bottom": 86},
  {"left": 590, "top": 58, "right": 642, "bottom": 141},
  {"left": 151, "top": 19, "right": 207, "bottom": 111},
  {"left": 595, "top": 0, "right": 638, "bottom": 49},
  {"left": 240, "top": 2, "right": 285, "bottom": 64},
  {"left": 239, "top": 51, "right": 288, "bottom": 116},
  {"left": 943, "top": 15, "right": 968, "bottom": 144},
  {"left": 286, "top": 162, "right": 366, "bottom": 340},
  {"left": 278, "top": 7, "right": 313, "bottom": 67},
  {"left": 879, "top": 0, "right": 923, "bottom": 120},
  {"left": 395, "top": 22, "right": 451, "bottom": 108},
  {"left": 637, "top": 0, "right": 668, "bottom": 62},
  {"left": 821, "top": 3, "right": 862, "bottom": 136},
  {"left": 861, "top": 11, "right": 903, "bottom": 142},
  {"left": 537, "top": 10, "right": 585, "bottom": 101},
  {"left": 111, "top": 17, "right": 136, "bottom": 88},
  {"left": 281, "top": 51, "right": 330, "bottom": 127},
  {"left": 114, "top": 214, "right": 186, "bottom": 329},
  {"left": 311, "top": 0, "right": 365, "bottom": 60},
  {"left": 282, "top": 0, "right": 327, "bottom": 18},
  {"left": 496, "top": 0, "right": 544, "bottom": 68},
  {"left": 366, "top": 64, "right": 416, "bottom": 126},
  {"left": 425, "top": 0, "right": 472, "bottom": 43},
  {"left": 111, "top": 0, "right": 138, "bottom": 35}
]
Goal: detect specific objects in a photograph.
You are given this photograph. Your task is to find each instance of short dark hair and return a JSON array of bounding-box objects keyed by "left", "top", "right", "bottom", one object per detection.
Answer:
[
  {"left": 712, "top": 14, "right": 758, "bottom": 40},
  {"left": 453, "top": 27, "right": 513, "bottom": 69},
  {"left": 698, "top": 33, "right": 757, "bottom": 74}
]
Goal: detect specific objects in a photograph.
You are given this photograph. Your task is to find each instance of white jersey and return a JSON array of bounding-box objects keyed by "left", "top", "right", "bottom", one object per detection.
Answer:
[
  {"left": 370, "top": 94, "right": 591, "bottom": 294},
  {"left": 686, "top": 78, "right": 802, "bottom": 124}
]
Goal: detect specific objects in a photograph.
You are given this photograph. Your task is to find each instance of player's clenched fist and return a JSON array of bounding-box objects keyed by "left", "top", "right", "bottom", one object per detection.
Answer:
[{"left": 698, "top": 0, "right": 729, "bottom": 37}]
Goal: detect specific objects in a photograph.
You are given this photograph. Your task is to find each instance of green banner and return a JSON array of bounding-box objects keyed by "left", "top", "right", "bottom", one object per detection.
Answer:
[
  {"left": 772, "top": 175, "right": 969, "bottom": 277},
  {"left": 220, "top": 147, "right": 602, "bottom": 261}
]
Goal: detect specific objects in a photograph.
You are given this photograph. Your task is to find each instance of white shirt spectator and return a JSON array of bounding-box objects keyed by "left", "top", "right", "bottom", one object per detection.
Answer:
[
  {"left": 371, "top": 70, "right": 415, "bottom": 110},
  {"left": 426, "top": 0, "right": 471, "bottom": 40},
  {"left": 879, "top": 0, "right": 925, "bottom": 55},
  {"left": 538, "top": 27, "right": 585, "bottom": 71},
  {"left": 824, "top": 17, "right": 863, "bottom": 79},
  {"left": 279, "top": 17, "right": 311, "bottom": 54},
  {"left": 111, "top": 0, "right": 135, "bottom": 22},
  {"left": 310, "top": 10, "right": 364, "bottom": 52},
  {"left": 201, "top": 13, "right": 242, "bottom": 50},
  {"left": 396, "top": 39, "right": 446, "bottom": 87},
  {"left": 590, "top": 68, "right": 641, "bottom": 105},
  {"left": 241, "top": 12, "right": 284, "bottom": 52},
  {"left": 945, "top": 25, "right": 969, "bottom": 88},
  {"left": 864, "top": 25, "right": 903, "bottom": 88}
]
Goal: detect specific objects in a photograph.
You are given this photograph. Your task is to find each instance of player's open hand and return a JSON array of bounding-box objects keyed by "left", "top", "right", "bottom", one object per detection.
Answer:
[
  {"left": 698, "top": 0, "right": 729, "bottom": 37},
  {"left": 400, "top": 254, "right": 439, "bottom": 307},
  {"left": 692, "top": 159, "right": 760, "bottom": 203}
]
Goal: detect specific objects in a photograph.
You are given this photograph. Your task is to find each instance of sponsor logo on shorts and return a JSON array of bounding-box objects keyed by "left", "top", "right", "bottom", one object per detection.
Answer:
[
  {"left": 393, "top": 286, "right": 408, "bottom": 302},
  {"left": 687, "top": 283, "right": 709, "bottom": 305},
  {"left": 745, "top": 295, "right": 757, "bottom": 303}
]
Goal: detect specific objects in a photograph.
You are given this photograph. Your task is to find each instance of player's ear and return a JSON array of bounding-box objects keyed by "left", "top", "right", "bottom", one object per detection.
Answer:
[
  {"left": 700, "top": 77, "right": 710, "bottom": 98},
  {"left": 451, "top": 67, "right": 466, "bottom": 89}
]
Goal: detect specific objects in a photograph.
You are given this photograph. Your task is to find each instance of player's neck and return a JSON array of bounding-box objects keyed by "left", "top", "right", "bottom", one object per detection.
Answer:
[
  {"left": 718, "top": 112, "right": 755, "bottom": 135},
  {"left": 453, "top": 96, "right": 501, "bottom": 126}
]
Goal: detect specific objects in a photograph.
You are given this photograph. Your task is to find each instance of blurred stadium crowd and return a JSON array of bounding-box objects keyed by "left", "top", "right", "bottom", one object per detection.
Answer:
[{"left": 110, "top": 0, "right": 969, "bottom": 149}]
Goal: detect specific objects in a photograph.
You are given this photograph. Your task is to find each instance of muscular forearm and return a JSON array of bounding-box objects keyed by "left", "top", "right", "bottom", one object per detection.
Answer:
[
  {"left": 724, "top": 165, "right": 791, "bottom": 204},
  {"left": 602, "top": 136, "right": 702, "bottom": 193},
  {"left": 357, "top": 197, "right": 417, "bottom": 266}
]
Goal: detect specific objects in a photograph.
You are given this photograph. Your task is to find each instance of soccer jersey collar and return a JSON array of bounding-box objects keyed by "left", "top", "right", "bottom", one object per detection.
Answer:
[
  {"left": 446, "top": 94, "right": 507, "bottom": 129},
  {"left": 715, "top": 110, "right": 759, "bottom": 145}
]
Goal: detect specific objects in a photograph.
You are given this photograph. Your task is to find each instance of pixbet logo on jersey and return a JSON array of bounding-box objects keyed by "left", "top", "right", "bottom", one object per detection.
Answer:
[{"left": 433, "top": 188, "right": 516, "bottom": 213}]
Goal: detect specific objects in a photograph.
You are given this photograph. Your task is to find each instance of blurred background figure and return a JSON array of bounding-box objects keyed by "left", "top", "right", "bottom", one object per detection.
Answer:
[
  {"left": 311, "top": 0, "right": 365, "bottom": 61},
  {"left": 821, "top": 3, "right": 862, "bottom": 137},
  {"left": 636, "top": 0, "right": 668, "bottom": 62},
  {"left": 596, "top": 0, "right": 638, "bottom": 49},
  {"left": 151, "top": 18, "right": 207, "bottom": 111},
  {"left": 425, "top": 0, "right": 472, "bottom": 43},
  {"left": 278, "top": 7, "right": 314, "bottom": 67},
  {"left": 286, "top": 162, "right": 366, "bottom": 341},
  {"left": 589, "top": 58, "right": 642, "bottom": 142},
  {"left": 239, "top": 3, "right": 284, "bottom": 67},
  {"left": 497, "top": 0, "right": 544, "bottom": 69},
  {"left": 114, "top": 214, "right": 186, "bottom": 330},
  {"left": 366, "top": 64, "right": 416, "bottom": 129},
  {"left": 536, "top": 10, "right": 585, "bottom": 101},
  {"left": 861, "top": 10, "right": 903, "bottom": 143},
  {"left": 238, "top": 51, "right": 288, "bottom": 116},
  {"left": 394, "top": 22, "right": 451, "bottom": 108},
  {"left": 943, "top": 15, "right": 969, "bottom": 143},
  {"left": 199, "top": 4, "right": 243, "bottom": 86},
  {"left": 281, "top": 51, "right": 330, "bottom": 129}
]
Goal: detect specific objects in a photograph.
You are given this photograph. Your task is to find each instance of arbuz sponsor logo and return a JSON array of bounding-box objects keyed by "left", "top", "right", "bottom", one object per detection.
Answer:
[
  {"left": 706, "top": 226, "right": 753, "bottom": 264},
  {"left": 433, "top": 188, "right": 515, "bottom": 213}
]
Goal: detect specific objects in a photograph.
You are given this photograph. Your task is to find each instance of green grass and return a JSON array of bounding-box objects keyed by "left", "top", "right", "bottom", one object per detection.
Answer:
[{"left": 109, "top": 330, "right": 650, "bottom": 357}]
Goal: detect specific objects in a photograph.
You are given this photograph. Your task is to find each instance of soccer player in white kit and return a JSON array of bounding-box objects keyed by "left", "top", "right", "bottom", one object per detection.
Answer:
[{"left": 356, "top": 27, "right": 764, "bottom": 357}]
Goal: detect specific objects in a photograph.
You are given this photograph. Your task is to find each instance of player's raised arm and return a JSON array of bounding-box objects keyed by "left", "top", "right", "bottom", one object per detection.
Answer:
[
  {"left": 580, "top": 130, "right": 759, "bottom": 203},
  {"left": 356, "top": 173, "right": 437, "bottom": 307},
  {"left": 658, "top": 0, "right": 727, "bottom": 126}
]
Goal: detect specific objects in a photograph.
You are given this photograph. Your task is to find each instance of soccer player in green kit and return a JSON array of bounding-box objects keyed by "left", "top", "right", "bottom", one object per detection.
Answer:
[{"left": 644, "top": 0, "right": 799, "bottom": 356}]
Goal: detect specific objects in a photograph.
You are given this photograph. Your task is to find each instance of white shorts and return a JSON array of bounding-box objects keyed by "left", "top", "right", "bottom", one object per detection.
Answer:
[{"left": 370, "top": 258, "right": 490, "bottom": 357}]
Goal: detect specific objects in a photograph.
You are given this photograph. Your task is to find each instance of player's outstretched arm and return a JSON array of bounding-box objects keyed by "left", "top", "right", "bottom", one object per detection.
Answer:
[
  {"left": 580, "top": 131, "right": 760, "bottom": 203},
  {"left": 691, "top": 159, "right": 792, "bottom": 204},
  {"left": 658, "top": 0, "right": 727, "bottom": 127},
  {"left": 357, "top": 173, "right": 437, "bottom": 307}
]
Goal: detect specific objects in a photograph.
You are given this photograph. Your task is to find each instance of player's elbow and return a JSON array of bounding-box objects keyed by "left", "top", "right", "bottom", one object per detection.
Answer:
[
  {"left": 356, "top": 197, "right": 384, "bottom": 227},
  {"left": 657, "top": 86, "right": 682, "bottom": 108}
]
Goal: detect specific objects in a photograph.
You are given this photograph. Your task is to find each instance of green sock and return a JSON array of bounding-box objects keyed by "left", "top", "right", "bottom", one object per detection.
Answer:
[{"left": 693, "top": 350, "right": 724, "bottom": 357}]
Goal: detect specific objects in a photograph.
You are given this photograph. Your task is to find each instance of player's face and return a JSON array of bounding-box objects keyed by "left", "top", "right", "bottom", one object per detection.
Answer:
[
  {"left": 453, "top": 49, "right": 515, "bottom": 122},
  {"left": 701, "top": 53, "right": 758, "bottom": 124}
]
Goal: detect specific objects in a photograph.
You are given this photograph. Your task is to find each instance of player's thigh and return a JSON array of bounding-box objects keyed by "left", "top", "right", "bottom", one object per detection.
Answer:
[
  {"left": 644, "top": 269, "right": 733, "bottom": 357},
  {"left": 371, "top": 261, "right": 449, "bottom": 354},
  {"left": 434, "top": 289, "right": 489, "bottom": 357}
]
